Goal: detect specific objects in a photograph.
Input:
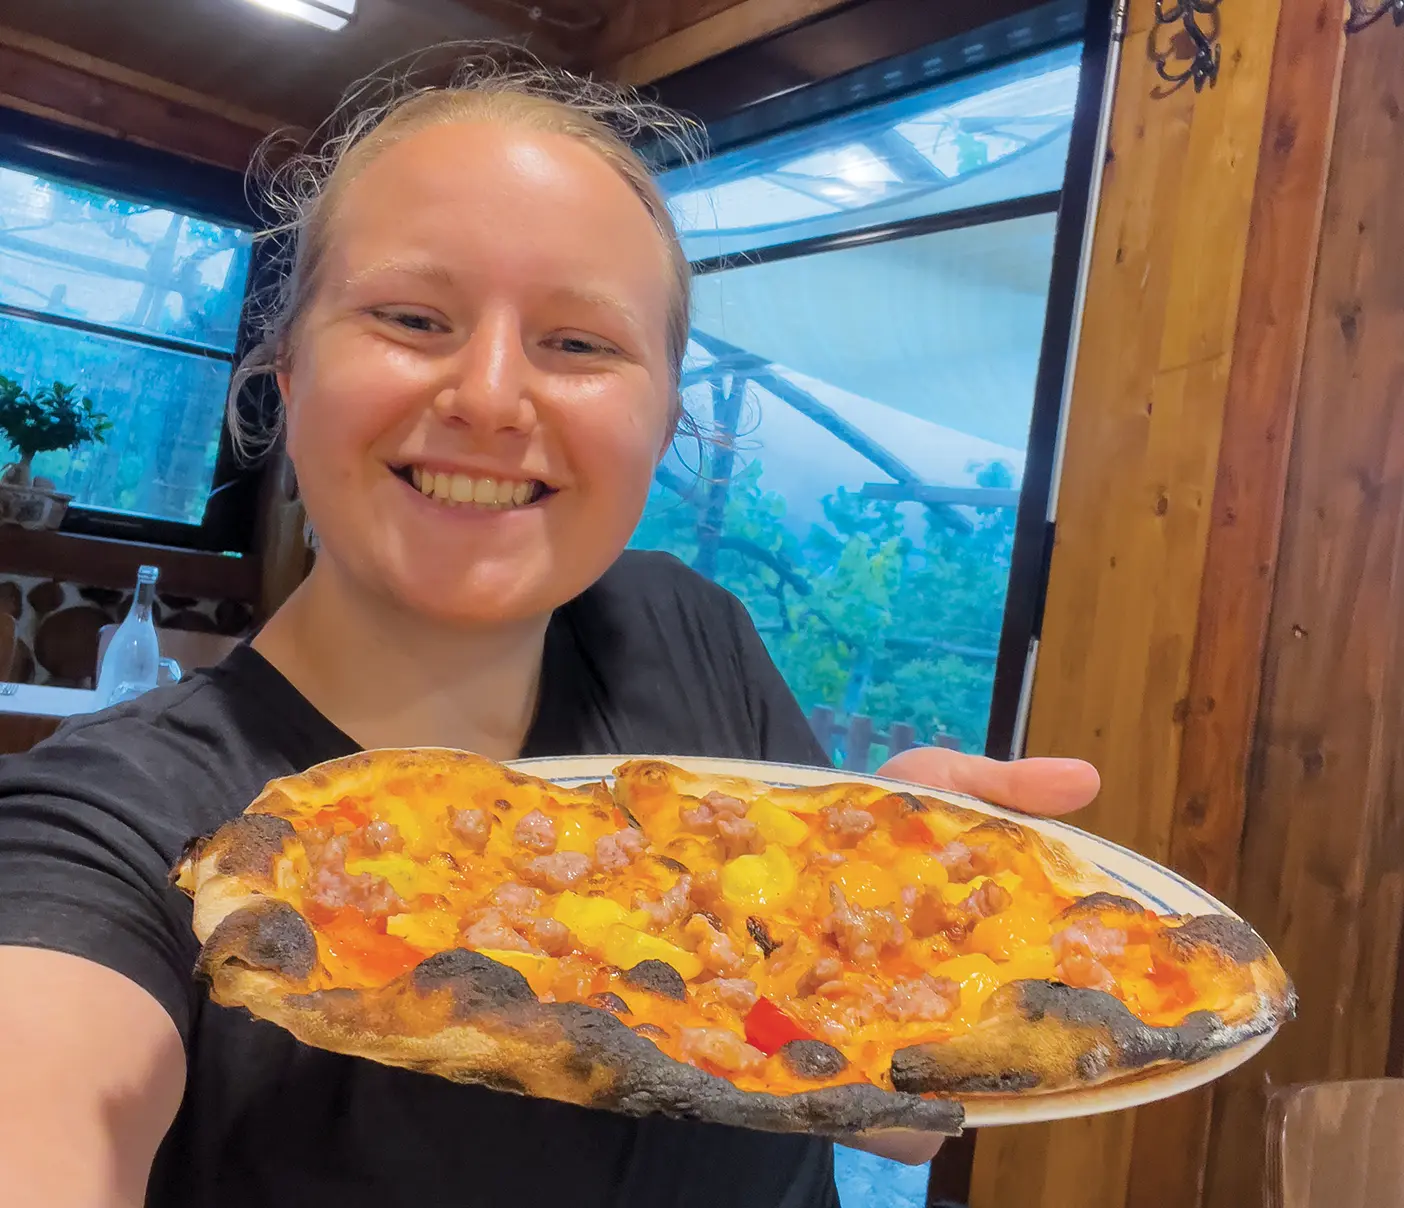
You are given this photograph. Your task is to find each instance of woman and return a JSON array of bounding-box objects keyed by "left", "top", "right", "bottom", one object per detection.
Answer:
[{"left": 0, "top": 62, "right": 1098, "bottom": 1208}]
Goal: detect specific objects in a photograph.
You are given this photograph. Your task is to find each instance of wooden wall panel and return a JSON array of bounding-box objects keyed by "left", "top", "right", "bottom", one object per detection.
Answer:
[
  {"left": 1122, "top": 6, "right": 1348, "bottom": 1207},
  {"left": 1202, "top": 22, "right": 1404, "bottom": 1208},
  {"left": 970, "top": 0, "right": 1300, "bottom": 1204}
]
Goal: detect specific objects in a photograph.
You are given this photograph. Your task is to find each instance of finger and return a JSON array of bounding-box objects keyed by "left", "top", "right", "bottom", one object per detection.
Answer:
[{"left": 877, "top": 747, "right": 1100, "bottom": 817}]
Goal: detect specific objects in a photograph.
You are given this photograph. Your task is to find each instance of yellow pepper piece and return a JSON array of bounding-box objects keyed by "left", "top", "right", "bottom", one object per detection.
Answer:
[
  {"left": 749, "top": 800, "right": 810, "bottom": 846},
  {"left": 720, "top": 847, "right": 799, "bottom": 910},
  {"left": 553, "top": 892, "right": 631, "bottom": 948},
  {"left": 600, "top": 924, "right": 703, "bottom": 980}
]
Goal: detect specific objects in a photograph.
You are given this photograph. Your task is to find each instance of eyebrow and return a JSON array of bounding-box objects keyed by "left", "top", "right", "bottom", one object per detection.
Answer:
[
  {"left": 342, "top": 259, "right": 456, "bottom": 290},
  {"left": 548, "top": 286, "right": 646, "bottom": 338}
]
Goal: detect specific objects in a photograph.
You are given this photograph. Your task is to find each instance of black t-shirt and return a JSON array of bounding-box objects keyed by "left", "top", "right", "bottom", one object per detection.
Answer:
[{"left": 0, "top": 551, "right": 840, "bottom": 1208}]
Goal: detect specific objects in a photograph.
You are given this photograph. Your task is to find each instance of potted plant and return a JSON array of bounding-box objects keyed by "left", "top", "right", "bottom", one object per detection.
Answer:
[{"left": 0, "top": 375, "right": 111, "bottom": 530}]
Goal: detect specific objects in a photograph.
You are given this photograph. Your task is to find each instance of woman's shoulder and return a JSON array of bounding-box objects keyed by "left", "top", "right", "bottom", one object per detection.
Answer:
[
  {"left": 2, "top": 658, "right": 319, "bottom": 846},
  {"left": 586, "top": 549, "right": 747, "bottom": 623}
]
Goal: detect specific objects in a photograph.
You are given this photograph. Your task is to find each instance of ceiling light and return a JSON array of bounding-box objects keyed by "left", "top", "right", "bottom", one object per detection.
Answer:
[{"left": 244, "top": 0, "right": 355, "bottom": 31}]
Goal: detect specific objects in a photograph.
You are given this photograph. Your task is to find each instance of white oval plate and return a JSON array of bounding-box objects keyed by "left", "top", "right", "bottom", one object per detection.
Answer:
[{"left": 510, "top": 753, "right": 1280, "bottom": 1129}]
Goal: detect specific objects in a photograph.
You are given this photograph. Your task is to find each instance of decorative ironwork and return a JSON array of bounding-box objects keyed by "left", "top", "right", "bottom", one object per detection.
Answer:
[
  {"left": 1347, "top": 0, "right": 1404, "bottom": 32},
  {"left": 1152, "top": 0, "right": 1224, "bottom": 92}
]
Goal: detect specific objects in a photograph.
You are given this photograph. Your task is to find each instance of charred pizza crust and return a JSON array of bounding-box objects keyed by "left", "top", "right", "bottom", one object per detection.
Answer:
[
  {"left": 173, "top": 749, "right": 1293, "bottom": 1131},
  {"left": 194, "top": 916, "right": 962, "bottom": 1136}
]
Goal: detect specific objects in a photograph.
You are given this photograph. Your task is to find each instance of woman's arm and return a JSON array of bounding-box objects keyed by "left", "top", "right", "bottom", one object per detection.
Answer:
[{"left": 0, "top": 946, "right": 185, "bottom": 1206}]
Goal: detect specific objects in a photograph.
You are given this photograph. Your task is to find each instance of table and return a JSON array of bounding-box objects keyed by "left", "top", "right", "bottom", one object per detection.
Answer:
[{"left": 0, "top": 682, "right": 100, "bottom": 754}]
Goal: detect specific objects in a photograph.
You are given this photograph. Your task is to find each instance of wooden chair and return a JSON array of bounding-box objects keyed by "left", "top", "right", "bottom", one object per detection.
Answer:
[{"left": 1266, "top": 1079, "right": 1404, "bottom": 1208}]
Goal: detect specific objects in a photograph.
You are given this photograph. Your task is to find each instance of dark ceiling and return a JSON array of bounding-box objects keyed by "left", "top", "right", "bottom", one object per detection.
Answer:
[{"left": 0, "top": 0, "right": 572, "bottom": 127}]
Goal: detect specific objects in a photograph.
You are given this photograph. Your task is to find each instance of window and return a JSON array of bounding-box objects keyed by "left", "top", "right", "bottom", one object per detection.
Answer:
[
  {"left": 632, "top": 42, "right": 1085, "bottom": 764},
  {"left": 0, "top": 109, "right": 259, "bottom": 549}
]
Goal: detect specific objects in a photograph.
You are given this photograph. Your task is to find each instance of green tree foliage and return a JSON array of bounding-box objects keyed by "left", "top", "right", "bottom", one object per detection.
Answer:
[
  {"left": 0, "top": 375, "right": 110, "bottom": 478},
  {"left": 631, "top": 456, "right": 1016, "bottom": 757}
]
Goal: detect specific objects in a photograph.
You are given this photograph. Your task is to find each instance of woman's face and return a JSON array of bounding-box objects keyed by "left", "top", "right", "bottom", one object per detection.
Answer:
[{"left": 279, "top": 119, "right": 676, "bottom": 627}]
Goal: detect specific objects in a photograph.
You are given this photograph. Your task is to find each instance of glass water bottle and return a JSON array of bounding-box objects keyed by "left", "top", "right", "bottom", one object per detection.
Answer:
[{"left": 96, "top": 565, "right": 165, "bottom": 706}]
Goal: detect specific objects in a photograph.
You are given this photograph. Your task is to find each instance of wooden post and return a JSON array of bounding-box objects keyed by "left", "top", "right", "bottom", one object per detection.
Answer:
[
  {"left": 843, "top": 714, "right": 873, "bottom": 774},
  {"left": 971, "top": 0, "right": 1296, "bottom": 1204},
  {"left": 887, "top": 722, "right": 916, "bottom": 760}
]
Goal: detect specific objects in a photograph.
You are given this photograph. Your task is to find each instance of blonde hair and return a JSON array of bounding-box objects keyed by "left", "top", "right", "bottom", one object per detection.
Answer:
[{"left": 229, "top": 46, "right": 703, "bottom": 458}]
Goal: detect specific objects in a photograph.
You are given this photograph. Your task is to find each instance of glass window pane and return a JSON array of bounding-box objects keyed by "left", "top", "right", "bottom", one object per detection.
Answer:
[
  {"left": 659, "top": 43, "right": 1080, "bottom": 262},
  {"left": 0, "top": 311, "right": 230, "bottom": 525},
  {"left": 632, "top": 214, "right": 1058, "bottom": 756},
  {"left": 0, "top": 164, "right": 253, "bottom": 351}
]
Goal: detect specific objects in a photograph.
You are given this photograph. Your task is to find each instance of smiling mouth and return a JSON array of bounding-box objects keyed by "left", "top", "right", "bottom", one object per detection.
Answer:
[{"left": 390, "top": 465, "right": 554, "bottom": 510}]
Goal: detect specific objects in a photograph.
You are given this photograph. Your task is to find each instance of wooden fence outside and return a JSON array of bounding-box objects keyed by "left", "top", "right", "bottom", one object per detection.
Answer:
[{"left": 807, "top": 706, "right": 962, "bottom": 774}]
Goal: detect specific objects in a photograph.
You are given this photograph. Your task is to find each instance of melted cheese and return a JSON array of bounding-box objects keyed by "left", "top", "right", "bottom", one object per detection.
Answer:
[
  {"left": 248, "top": 754, "right": 1218, "bottom": 1100},
  {"left": 345, "top": 853, "right": 455, "bottom": 900}
]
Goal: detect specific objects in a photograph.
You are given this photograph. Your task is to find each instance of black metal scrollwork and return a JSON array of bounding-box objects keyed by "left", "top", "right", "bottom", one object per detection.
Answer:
[
  {"left": 1152, "top": 0, "right": 1224, "bottom": 92},
  {"left": 1347, "top": 0, "right": 1404, "bottom": 33}
]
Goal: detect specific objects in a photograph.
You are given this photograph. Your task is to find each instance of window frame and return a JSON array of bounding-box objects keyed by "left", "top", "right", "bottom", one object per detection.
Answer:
[
  {"left": 0, "top": 105, "right": 267, "bottom": 553},
  {"left": 646, "top": 0, "right": 1115, "bottom": 761}
]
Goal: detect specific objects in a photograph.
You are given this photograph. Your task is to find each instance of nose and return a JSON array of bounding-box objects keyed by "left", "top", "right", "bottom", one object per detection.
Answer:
[{"left": 432, "top": 307, "right": 536, "bottom": 433}]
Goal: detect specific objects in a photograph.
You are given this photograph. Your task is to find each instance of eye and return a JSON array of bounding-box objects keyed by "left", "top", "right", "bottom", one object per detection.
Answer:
[
  {"left": 550, "top": 335, "right": 615, "bottom": 357},
  {"left": 373, "top": 309, "right": 445, "bottom": 334}
]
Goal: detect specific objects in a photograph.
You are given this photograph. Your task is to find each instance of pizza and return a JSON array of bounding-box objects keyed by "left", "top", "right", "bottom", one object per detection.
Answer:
[{"left": 172, "top": 750, "right": 1294, "bottom": 1136}]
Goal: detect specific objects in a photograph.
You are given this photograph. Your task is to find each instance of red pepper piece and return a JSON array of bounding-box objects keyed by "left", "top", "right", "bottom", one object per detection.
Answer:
[{"left": 744, "top": 996, "right": 815, "bottom": 1056}]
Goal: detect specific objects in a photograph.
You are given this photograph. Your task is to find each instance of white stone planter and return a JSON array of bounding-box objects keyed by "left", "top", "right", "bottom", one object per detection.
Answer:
[{"left": 0, "top": 481, "right": 71, "bottom": 530}]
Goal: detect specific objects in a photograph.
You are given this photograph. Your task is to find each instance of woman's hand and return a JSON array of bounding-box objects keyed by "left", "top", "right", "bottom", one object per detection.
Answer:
[
  {"left": 840, "top": 747, "right": 1101, "bottom": 1167},
  {"left": 877, "top": 747, "right": 1100, "bottom": 817}
]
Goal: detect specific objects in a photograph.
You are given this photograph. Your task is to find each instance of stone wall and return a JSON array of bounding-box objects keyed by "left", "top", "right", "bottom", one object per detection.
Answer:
[{"left": 0, "top": 574, "right": 253, "bottom": 687}]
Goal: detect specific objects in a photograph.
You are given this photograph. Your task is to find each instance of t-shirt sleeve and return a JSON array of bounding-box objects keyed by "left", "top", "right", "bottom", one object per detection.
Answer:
[
  {"left": 724, "top": 594, "right": 832, "bottom": 769},
  {"left": 0, "top": 724, "right": 197, "bottom": 1041}
]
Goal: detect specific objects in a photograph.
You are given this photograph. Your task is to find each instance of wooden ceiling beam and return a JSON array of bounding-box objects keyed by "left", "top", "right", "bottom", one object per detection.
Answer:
[
  {"left": 438, "top": 0, "right": 593, "bottom": 65},
  {"left": 594, "top": 0, "right": 855, "bottom": 86},
  {"left": 0, "top": 23, "right": 296, "bottom": 172}
]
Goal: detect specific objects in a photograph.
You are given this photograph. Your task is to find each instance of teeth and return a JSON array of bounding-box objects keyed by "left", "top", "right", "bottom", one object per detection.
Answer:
[{"left": 408, "top": 468, "right": 542, "bottom": 511}]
